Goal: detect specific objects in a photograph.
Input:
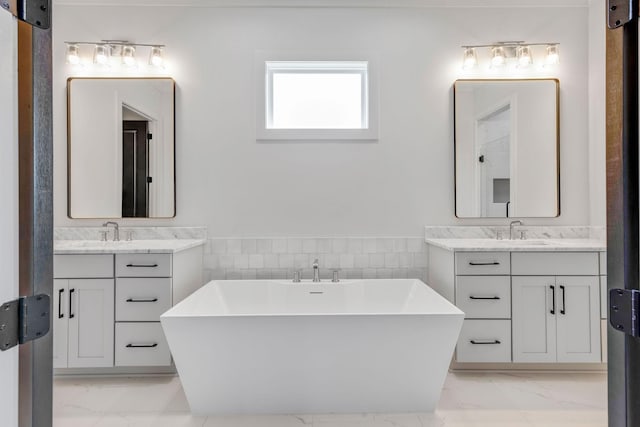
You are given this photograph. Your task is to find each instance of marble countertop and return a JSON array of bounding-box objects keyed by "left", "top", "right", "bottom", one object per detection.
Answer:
[
  {"left": 425, "top": 238, "right": 606, "bottom": 252},
  {"left": 54, "top": 239, "right": 206, "bottom": 254}
]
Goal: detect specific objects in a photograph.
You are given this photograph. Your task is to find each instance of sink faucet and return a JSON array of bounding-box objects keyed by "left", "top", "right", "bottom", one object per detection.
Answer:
[
  {"left": 103, "top": 221, "right": 120, "bottom": 242},
  {"left": 312, "top": 258, "right": 321, "bottom": 282},
  {"left": 509, "top": 220, "right": 523, "bottom": 240}
]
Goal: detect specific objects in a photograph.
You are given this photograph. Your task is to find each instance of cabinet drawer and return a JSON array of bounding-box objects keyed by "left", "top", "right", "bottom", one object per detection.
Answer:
[
  {"left": 456, "top": 276, "right": 511, "bottom": 319},
  {"left": 115, "top": 323, "right": 171, "bottom": 366},
  {"left": 116, "top": 278, "right": 172, "bottom": 322},
  {"left": 511, "top": 252, "right": 599, "bottom": 276},
  {"left": 116, "top": 254, "right": 172, "bottom": 277},
  {"left": 456, "top": 320, "right": 512, "bottom": 363},
  {"left": 455, "top": 252, "right": 510, "bottom": 275},
  {"left": 54, "top": 254, "right": 113, "bottom": 278}
]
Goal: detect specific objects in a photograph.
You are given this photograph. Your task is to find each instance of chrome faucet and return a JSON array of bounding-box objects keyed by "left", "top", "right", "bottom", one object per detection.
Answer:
[
  {"left": 103, "top": 221, "right": 120, "bottom": 242},
  {"left": 312, "top": 258, "right": 321, "bottom": 282},
  {"left": 509, "top": 220, "right": 523, "bottom": 240}
]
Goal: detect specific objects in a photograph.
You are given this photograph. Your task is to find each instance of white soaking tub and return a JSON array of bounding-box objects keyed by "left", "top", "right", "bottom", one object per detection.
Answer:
[{"left": 160, "top": 279, "right": 464, "bottom": 415}]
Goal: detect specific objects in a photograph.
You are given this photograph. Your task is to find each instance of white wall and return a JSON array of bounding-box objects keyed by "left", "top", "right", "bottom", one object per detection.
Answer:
[
  {"left": 0, "top": 10, "right": 19, "bottom": 427},
  {"left": 53, "top": 4, "right": 592, "bottom": 236}
]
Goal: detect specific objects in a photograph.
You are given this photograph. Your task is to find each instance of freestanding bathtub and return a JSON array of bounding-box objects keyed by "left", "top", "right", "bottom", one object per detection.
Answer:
[{"left": 160, "top": 279, "right": 464, "bottom": 415}]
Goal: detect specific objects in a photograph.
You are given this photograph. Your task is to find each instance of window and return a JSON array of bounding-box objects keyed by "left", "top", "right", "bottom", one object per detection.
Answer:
[{"left": 257, "top": 59, "right": 378, "bottom": 140}]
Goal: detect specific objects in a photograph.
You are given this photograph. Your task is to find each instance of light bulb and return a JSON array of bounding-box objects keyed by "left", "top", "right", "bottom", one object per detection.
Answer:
[
  {"left": 545, "top": 44, "right": 560, "bottom": 65},
  {"left": 149, "top": 46, "right": 164, "bottom": 67},
  {"left": 122, "top": 45, "right": 137, "bottom": 67},
  {"left": 66, "top": 44, "right": 80, "bottom": 65},
  {"left": 490, "top": 46, "right": 506, "bottom": 68},
  {"left": 93, "top": 44, "right": 109, "bottom": 65},
  {"left": 517, "top": 45, "right": 532, "bottom": 67},
  {"left": 462, "top": 47, "right": 477, "bottom": 70}
]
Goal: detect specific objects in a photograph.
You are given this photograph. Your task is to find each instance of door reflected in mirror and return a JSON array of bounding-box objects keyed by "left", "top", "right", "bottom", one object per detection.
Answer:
[
  {"left": 454, "top": 79, "right": 559, "bottom": 218},
  {"left": 67, "top": 78, "right": 175, "bottom": 219}
]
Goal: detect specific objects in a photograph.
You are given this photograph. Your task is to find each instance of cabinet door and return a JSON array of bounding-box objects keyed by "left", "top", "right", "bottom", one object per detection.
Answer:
[
  {"left": 512, "top": 276, "right": 557, "bottom": 362},
  {"left": 53, "top": 280, "right": 68, "bottom": 369},
  {"left": 67, "top": 279, "right": 114, "bottom": 368},
  {"left": 555, "top": 276, "right": 601, "bottom": 363}
]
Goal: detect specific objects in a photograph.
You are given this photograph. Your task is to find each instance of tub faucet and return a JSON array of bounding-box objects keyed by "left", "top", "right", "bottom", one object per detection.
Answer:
[
  {"left": 509, "top": 220, "right": 523, "bottom": 240},
  {"left": 312, "top": 258, "right": 321, "bottom": 282},
  {"left": 103, "top": 221, "right": 120, "bottom": 242}
]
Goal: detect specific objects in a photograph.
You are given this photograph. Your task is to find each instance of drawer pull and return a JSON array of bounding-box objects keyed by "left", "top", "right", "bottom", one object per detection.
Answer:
[
  {"left": 126, "top": 263, "right": 159, "bottom": 268},
  {"left": 126, "top": 298, "right": 159, "bottom": 303},
  {"left": 69, "top": 288, "right": 75, "bottom": 319},
  {"left": 469, "top": 296, "right": 501, "bottom": 300},
  {"left": 58, "top": 288, "right": 64, "bottom": 319},
  {"left": 468, "top": 261, "right": 500, "bottom": 266},
  {"left": 470, "top": 339, "right": 501, "bottom": 345},
  {"left": 126, "top": 343, "right": 158, "bottom": 348}
]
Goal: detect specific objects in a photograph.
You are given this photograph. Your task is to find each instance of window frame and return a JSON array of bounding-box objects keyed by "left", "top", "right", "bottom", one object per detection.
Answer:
[{"left": 255, "top": 53, "right": 379, "bottom": 141}]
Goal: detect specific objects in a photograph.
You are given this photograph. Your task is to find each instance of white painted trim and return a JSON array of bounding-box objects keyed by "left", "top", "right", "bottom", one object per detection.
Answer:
[{"left": 255, "top": 51, "right": 379, "bottom": 141}]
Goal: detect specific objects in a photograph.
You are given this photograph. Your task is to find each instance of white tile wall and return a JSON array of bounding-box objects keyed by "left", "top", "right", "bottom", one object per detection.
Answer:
[{"left": 204, "top": 237, "right": 428, "bottom": 282}]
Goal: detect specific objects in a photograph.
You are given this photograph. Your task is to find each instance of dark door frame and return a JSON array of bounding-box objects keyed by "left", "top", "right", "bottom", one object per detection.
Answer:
[
  {"left": 607, "top": 1, "right": 640, "bottom": 426},
  {"left": 10, "top": 3, "right": 54, "bottom": 427}
]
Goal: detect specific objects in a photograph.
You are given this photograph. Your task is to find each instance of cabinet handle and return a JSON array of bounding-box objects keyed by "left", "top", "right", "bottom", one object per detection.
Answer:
[
  {"left": 126, "top": 298, "right": 158, "bottom": 303},
  {"left": 126, "top": 263, "right": 158, "bottom": 268},
  {"left": 560, "top": 285, "right": 566, "bottom": 315},
  {"left": 126, "top": 343, "right": 158, "bottom": 348},
  {"left": 69, "top": 288, "right": 75, "bottom": 319},
  {"left": 58, "top": 288, "right": 64, "bottom": 319},
  {"left": 468, "top": 261, "right": 500, "bottom": 266},
  {"left": 549, "top": 285, "right": 556, "bottom": 315},
  {"left": 469, "top": 296, "right": 500, "bottom": 300},
  {"left": 470, "top": 340, "right": 501, "bottom": 345}
]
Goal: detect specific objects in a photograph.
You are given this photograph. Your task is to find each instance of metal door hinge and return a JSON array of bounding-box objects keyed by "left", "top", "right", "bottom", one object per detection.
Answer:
[
  {"left": 1, "top": 0, "right": 51, "bottom": 30},
  {"left": 610, "top": 289, "right": 640, "bottom": 337},
  {"left": 608, "top": 0, "right": 636, "bottom": 29},
  {"left": 0, "top": 294, "right": 50, "bottom": 351},
  {"left": 147, "top": 133, "right": 152, "bottom": 140}
]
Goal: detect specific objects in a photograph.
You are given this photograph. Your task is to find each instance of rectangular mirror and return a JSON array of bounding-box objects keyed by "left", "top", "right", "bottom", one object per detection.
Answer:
[
  {"left": 454, "top": 79, "right": 559, "bottom": 218},
  {"left": 67, "top": 78, "right": 175, "bottom": 218}
]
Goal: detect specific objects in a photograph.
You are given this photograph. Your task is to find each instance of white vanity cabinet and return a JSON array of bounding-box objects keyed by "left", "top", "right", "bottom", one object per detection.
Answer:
[
  {"left": 427, "top": 243, "right": 606, "bottom": 366},
  {"left": 511, "top": 252, "right": 601, "bottom": 363},
  {"left": 454, "top": 252, "right": 512, "bottom": 363},
  {"left": 53, "top": 243, "right": 204, "bottom": 373},
  {"left": 512, "top": 276, "right": 600, "bottom": 363},
  {"left": 53, "top": 255, "right": 114, "bottom": 369},
  {"left": 114, "top": 253, "right": 173, "bottom": 367},
  {"left": 600, "top": 252, "right": 608, "bottom": 362}
]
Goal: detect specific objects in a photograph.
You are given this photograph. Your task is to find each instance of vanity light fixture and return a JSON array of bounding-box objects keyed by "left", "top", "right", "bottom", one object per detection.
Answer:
[
  {"left": 545, "top": 44, "right": 560, "bottom": 65},
  {"left": 149, "top": 46, "right": 164, "bottom": 67},
  {"left": 122, "top": 45, "right": 137, "bottom": 67},
  {"left": 490, "top": 46, "right": 506, "bottom": 68},
  {"left": 65, "top": 43, "right": 80, "bottom": 65},
  {"left": 517, "top": 45, "right": 533, "bottom": 67},
  {"left": 461, "top": 41, "right": 560, "bottom": 70},
  {"left": 64, "top": 41, "right": 166, "bottom": 68},
  {"left": 462, "top": 47, "right": 478, "bottom": 70},
  {"left": 93, "top": 44, "right": 110, "bottom": 65}
]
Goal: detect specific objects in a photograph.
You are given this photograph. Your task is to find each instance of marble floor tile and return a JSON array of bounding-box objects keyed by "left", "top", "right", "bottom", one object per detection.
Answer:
[{"left": 53, "top": 372, "right": 607, "bottom": 427}]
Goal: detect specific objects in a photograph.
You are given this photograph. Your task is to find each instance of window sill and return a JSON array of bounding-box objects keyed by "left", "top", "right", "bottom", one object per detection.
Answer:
[{"left": 256, "top": 128, "right": 378, "bottom": 141}]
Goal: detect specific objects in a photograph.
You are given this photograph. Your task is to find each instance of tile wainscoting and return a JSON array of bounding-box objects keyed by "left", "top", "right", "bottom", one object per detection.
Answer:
[{"left": 203, "top": 237, "right": 429, "bottom": 282}]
